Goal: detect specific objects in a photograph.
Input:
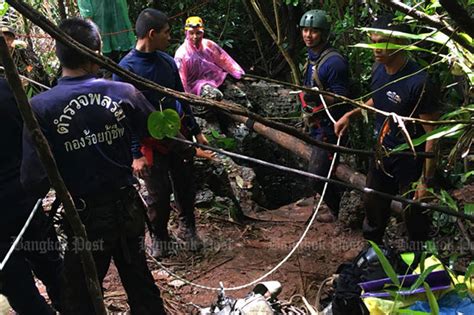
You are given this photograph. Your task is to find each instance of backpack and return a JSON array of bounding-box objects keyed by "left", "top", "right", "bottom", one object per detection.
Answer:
[{"left": 331, "top": 246, "right": 411, "bottom": 315}]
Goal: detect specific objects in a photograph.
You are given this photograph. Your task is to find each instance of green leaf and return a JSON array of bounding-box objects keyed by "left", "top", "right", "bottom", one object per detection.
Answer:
[
  {"left": 211, "top": 129, "right": 224, "bottom": 139},
  {"left": 392, "top": 124, "right": 466, "bottom": 152},
  {"left": 0, "top": 2, "right": 9, "bottom": 17},
  {"left": 357, "top": 27, "right": 448, "bottom": 44},
  {"left": 439, "top": 190, "right": 458, "bottom": 211},
  {"left": 409, "top": 264, "right": 440, "bottom": 291},
  {"left": 423, "top": 283, "right": 440, "bottom": 315},
  {"left": 464, "top": 203, "right": 474, "bottom": 215},
  {"left": 352, "top": 43, "right": 434, "bottom": 54},
  {"left": 216, "top": 138, "right": 236, "bottom": 150},
  {"left": 465, "top": 261, "right": 474, "bottom": 279},
  {"left": 147, "top": 109, "right": 181, "bottom": 140},
  {"left": 368, "top": 241, "right": 400, "bottom": 286},
  {"left": 398, "top": 310, "right": 431, "bottom": 315},
  {"left": 440, "top": 104, "right": 474, "bottom": 120},
  {"left": 454, "top": 283, "right": 468, "bottom": 298},
  {"left": 401, "top": 252, "right": 415, "bottom": 267},
  {"left": 461, "top": 170, "right": 474, "bottom": 183}
]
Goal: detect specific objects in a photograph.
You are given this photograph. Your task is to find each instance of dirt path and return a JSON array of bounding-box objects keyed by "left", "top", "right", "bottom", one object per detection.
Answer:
[{"left": 101, "top": 198, "right": 366, "bottom": 313}]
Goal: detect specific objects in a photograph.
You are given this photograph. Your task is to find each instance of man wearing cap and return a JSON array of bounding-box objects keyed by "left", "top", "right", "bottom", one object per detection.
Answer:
[
  {"left": 299, "top": 9, "right": 350, "bottom": 223},
  {"left": 1, "top": 25, "right": 50, "bottom": 87},
  {"left": 0, "top": 26, "right": 16, "bottom": 50}
]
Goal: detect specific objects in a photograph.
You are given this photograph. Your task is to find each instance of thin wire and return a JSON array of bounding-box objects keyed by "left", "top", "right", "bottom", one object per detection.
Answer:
[
  {"left": 0, "top": 65, "right": 50, "bottom": 90},
  {"left": 170, "top": 136, "right": 470, "bottom": 219},
  {"left": 243, "top": 73, "right": 472, "bottom": 126},
  {"left": 0, "top": 199, "right": 42, "bottom": 271}
]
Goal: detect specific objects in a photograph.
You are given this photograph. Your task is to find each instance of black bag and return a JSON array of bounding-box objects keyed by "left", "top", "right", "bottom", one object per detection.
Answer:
[{"left": 331, "top": 246, "right": 409, "bottom": 315}]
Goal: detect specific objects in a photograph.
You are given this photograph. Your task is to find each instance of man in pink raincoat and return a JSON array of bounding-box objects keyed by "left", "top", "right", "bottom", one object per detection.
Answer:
[{"left": 175, "top": 16, "right": 245, "bottom": 101}]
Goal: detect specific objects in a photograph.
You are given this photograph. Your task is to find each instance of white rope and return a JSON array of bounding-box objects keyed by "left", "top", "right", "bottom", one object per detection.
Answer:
[
  {"left": 0, "top": 199, "right": 42, "bottom": 271},
  {"left": 148, "top": 146, "right": 338, "bottom": 291},
  {"left": 0, "top": 66, "right": 50, "bottom": 90},
  {"left": 146, "top": 89, "right": 342, "bottom": 292}
]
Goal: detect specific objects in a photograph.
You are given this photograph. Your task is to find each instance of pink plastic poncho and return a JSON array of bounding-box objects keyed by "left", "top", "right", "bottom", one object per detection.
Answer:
[{"left": 175, "top": 31, "right": 245, "bottom": 95}]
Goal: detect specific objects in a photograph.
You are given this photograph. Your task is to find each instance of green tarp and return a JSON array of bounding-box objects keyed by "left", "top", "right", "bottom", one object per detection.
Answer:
[{"left": 78, "top": 0, "right": 135, "bottom": 54}]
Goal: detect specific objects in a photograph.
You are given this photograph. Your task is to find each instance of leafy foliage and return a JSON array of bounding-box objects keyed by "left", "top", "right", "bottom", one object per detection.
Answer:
[{"left": 208, "top": 129, "right": 237, "bottom": 150}]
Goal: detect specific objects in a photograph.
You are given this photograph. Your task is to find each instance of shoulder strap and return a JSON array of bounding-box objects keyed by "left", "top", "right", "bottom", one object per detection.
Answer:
[
  {"left": 311, "top": 48, "right": 344, "bottom": 90},
  {"left": 302, "top": 59, "right": 310, "bottom": 81}
]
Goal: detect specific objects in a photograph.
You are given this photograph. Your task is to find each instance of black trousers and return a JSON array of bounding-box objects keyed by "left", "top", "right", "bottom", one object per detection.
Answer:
[
  {"left": 307, "top": 130, "right": 345, "bottom": 214},
  {"left": 0, "top": 199, "right": 62, "bottom": 315},
  {"left": 60, "top": 187, "right": 165, "bottom": 315},
  {"left": 143, "top": 152, "right": 196, "bottom": 241},
  {"left": 363, "top": 156, "right": 430, "bottom": 245}
]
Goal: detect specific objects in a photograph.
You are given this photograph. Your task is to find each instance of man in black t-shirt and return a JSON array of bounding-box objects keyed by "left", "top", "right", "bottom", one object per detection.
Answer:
[
  {"left": 114, "top": 9, "right": 207, "bottom": 257},
  {"left": 21, "top": 18, "right": 166, "bottom": 314},
  {"left": 334, "top": 16, "right": 439, "bottom": 246}
]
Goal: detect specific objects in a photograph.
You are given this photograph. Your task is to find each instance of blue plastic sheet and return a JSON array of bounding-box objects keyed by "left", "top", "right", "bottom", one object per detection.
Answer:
[{"left": 408, "top": 291, "right": 474, "bottom": 314}]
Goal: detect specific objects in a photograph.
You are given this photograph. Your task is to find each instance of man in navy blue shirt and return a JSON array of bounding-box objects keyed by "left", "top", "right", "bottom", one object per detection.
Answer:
[
  {"left": 114, "top": 9, "right": 208, "bottom": 257},
  {"left": 21, "top": 18, "right": 166, "bottom": 314},
  {"left": 299, "top": 9, "right": 350, "bottom": 222},
  {"left": 0, "top": 76, "right": 62, "bottom": 315},
  {"left": 334, "top": 15, "right": 439, "bottom": 246}
]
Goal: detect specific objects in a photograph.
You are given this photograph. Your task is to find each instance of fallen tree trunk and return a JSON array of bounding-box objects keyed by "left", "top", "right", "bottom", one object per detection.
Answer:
[
  {"left": 231, "top": 115, "right": 366, "bottom": 186},
  {"left": 231, "top": 114, "right": 403, "bottom": 213}
]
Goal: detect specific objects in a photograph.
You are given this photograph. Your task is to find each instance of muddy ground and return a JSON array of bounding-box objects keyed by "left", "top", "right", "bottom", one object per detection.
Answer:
[
  {"left": 102, "top": 197, "right": 365, "bottom": 314},
  {"left": 31, "top": 194, "right": 365, "bottom": 314}
]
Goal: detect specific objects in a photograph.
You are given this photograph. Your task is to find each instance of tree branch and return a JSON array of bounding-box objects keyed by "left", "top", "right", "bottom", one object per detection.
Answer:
[
  {"left": 0, "top": 33, "right": 106, "bottom": 315},
  {"left": 273, "top": 0, "right": 281, "bottom": 44},
  {"left": 241, "top": 0, "right": 269, "bottom": 74},
  {"left": 173, "top": 136, "right": 474, "bottom": 222},
  {"left": 250, "top": 0, "right": 300, "bottom": 84},
  {"left": 439, "top": 0, "right": 474, "bottom": 40},
  {"left": 378, "top": 0, "right": 474, "bottom": 53}
]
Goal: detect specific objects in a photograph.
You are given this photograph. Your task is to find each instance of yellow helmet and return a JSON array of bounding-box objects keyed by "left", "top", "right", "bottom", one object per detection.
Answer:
[{"left": 185, "top": 16, "right": 204, "bottom": 31}]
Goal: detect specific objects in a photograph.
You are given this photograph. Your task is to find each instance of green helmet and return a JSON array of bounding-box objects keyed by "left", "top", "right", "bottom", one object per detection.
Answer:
[{"left": 299, "top": 10, "right": 330, "bottom": 31}]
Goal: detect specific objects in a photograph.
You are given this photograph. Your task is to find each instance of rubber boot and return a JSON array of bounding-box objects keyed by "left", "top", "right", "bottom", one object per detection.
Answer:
[
  {"left": 148, "top": 204, "right": 174, "bottom": 258},
  {"left": 175, "top": 213, "right": 203, "bottom": 252}
]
